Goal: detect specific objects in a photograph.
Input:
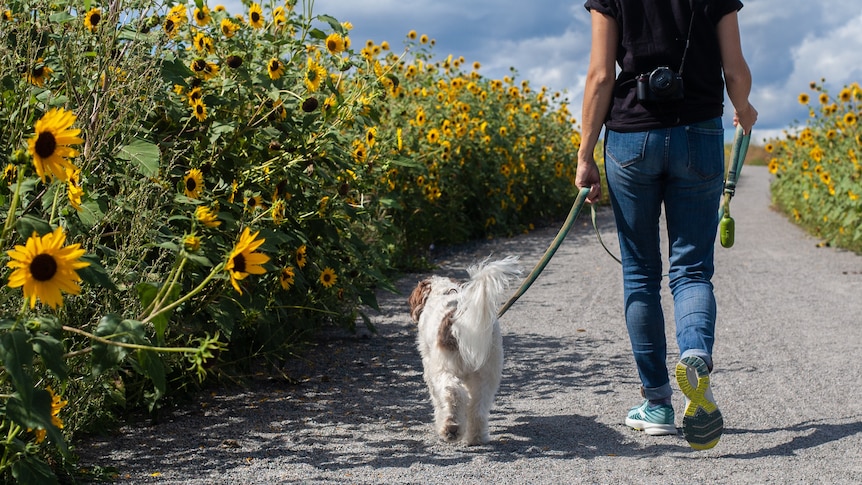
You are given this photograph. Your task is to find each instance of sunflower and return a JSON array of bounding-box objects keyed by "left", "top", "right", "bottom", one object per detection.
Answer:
[
  {"left": 279, "top": 266, "right": 295, "bottom": 290},
  {"left": 183, "top": 233, "right": 201, "bottom": 252},
  {"left": 225, "top": 227, "right": 269, "bottom": 294},
  {"left": 267, "top": 58, "right": 285, "bottom": 80},
  {"left": 273, "top": 6, "right": 286, "bottom": 28},
  {"left": 271, "top": 199, "right": 286, "bottom": 225},
  {"left": 798, "top": 93, "right": 809, "bottom": 105},
  {"left": 194, "top": 6, "right": 211, "bottom": 26},
  {"left": 190, "top": 59, "right": 219, "bottom": 80},
  {"left": 844, "top": 112, "right": 858, "bottom": 126},
  {"left": 163, "top": 17, "right": 180, "bottom": 38},
  {"left": 84, "top": 8, "right": 102, "bottom": 32},
  {"left": 407, "top": 29, "right": 417, "bottom": 40},
  {"left": 6, "top": 227, "right": 90, "bottom": 309},
  {"left": 28, "top": 108, "right": 83, "bottom": 183},
  {"left": 187, "top": 86, "right": 203, "bottom": 105},
  {"left": 30, "top": 387, "right": 67, "bottom": 443},
  {"left": 66, "top": 168, "right": 84, "bottom": 211},
  {"left": 3, "top": 164, "right": 17, "bottom": 184},
  {"left": 319, "top": 267, "right": 337, "bottom": 288},
  {"left": 818, "top": 92, "right": 829, "bottom": 105},
  {"left": 325, "top": 33, "right": 345, "bottom": 55},
  {"left": 427, "top": 128, "right": 440, "bottom": 144},
  {"left": 195, "top": 205, "right": 221, "bottom": 227},
  {"left": 2, "top": 10, "right": 11, "bottom": 21},
  {"left": 25, "top": 60, "right": 53, "bottom": 87},
  {"left": 305, "top": 58, "right": 326, "bottom": 92},
  {"left": 352, "top": 141, "right": 367, "bottom": 163},
  {"left": 248, "top": 3, "right": 264, "bottom": 29},
  {"left": 193, "top": 32, "right": 214, "bottom": 54},
  {"left": 221, "top": 18, "right": 239, "bottom": 38},
  {"left": 191, "top": 99, "right": 207, "bottom": 122},
  {"left": 245, "top": 194, "right": 263, "bottom": 211},
  {"left": 295, "top": 244, "right": 307, "bottom": 268},
  {"left": 365, "top": 126, "right": 377, "bottom": 147},
  {"left": 183, "top": 168, "right": 204, "bottom": 198}
]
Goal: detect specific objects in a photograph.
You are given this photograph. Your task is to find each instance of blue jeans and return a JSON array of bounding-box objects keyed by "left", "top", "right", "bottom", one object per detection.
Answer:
[{"left": 604, "top": 117, "right": 724, "bottom": 401}]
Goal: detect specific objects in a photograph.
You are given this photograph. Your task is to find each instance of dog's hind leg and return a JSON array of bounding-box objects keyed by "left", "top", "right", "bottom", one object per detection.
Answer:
[
  {"left": 433, "top": 373, "right": 466, "bottom": 442},
  {"left": 463, "top": 344, "right": 503, "bottom": 445}
]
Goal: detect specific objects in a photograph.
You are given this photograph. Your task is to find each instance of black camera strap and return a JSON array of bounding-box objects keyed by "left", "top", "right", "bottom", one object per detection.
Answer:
[{"left": 677, "top": 0, "right": 700, "bottom": 76}]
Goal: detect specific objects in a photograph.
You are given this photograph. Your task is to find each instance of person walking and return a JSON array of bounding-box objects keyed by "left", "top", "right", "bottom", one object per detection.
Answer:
[{"left": 575, "top": 0, "right": 758, "bottom": 450}]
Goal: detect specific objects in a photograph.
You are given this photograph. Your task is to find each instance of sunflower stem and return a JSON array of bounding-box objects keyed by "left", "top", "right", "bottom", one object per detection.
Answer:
[
  {"left": 148, "top": 258, "right": 187, "bottom": 318},
  {"left": 142, "top": 262, "right": 224, "bottom": 325},
  {"left": 48, "top": 181, "right": 62, "bottom": 225},
  {"left": 139, "top": 258, "right": 182, "bottom": 317},
  {"left": 61, "top": 325, "right": 203, "bottom": 354},
  {"left": 0, "top": 165, "right": 26, "bottom": 249}
]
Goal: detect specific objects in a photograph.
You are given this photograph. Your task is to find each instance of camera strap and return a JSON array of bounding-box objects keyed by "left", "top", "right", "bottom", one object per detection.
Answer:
[{"left": 677, "top": 0, "right": 701, "bottom": 75}]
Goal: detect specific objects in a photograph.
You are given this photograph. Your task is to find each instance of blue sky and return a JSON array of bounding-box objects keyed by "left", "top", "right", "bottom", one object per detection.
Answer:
[{"left": 223, "top": 0, "right": 862, "bottom": 144}]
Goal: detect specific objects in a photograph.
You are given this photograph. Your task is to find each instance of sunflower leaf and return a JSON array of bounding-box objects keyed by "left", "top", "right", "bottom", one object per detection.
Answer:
[
  {"left": 15, "top": 215, "right": 53, "bottom": 238},
  {"left": 117, "top": 138, "right": 160, "bottom": 178},
  {"left": 91, "top": 315, "right": 147, "bottom": 376},
  {"left": 0, "top": 331, "right": 34, "bottom": 400},
  {"left": 32, "top": 335, "right": 68, "bottom": 381},
  {"left": 135, "top": 349, "right": 166, "bottom": 404},
  {"left": 78, "top": 254, "right": 118, "bottom": 291}
]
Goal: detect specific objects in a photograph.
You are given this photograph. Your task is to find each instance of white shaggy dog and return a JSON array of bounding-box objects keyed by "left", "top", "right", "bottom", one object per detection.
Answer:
[{"left": 408, "top": 256, "right": 521, "bottom": 445}]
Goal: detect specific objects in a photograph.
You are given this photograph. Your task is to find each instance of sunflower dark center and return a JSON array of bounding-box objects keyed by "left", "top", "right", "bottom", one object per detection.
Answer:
[
  {"left": 270, "top": 60, "right": 279, "bottom": 70},
  {"left": 251, "top": 12, "right": 260, "bottom": 22},
  {"left": 185, "top": 177, "right": 197, "bottom": 191},
  {"left": 30, "top": 253, "right": 58, "bottom": 281},
  {"left": 91, "top": 13, "right": 101, "bottom": 25},
  {"left": 33, "top": 66, "right": 44, "bottom": 77},
  {"left": 34, "top": 131, "right": 57, "bottom": 158},
  {"left": 192, "top": 59, "right": 207, "bottom": 72},
  {"left": 232, "top": 253, "right": 246, "bottom": 273}
]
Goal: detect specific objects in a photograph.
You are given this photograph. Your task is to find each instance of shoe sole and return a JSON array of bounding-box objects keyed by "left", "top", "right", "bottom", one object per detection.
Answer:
[
  {"left": 676, "top": 356, "right": 723, "bottom": 450},
  {"left": 625, "top": 417, "right": 677, "bottom": 436}
]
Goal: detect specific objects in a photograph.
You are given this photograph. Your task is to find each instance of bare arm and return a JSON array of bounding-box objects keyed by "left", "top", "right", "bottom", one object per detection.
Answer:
[
  {"left": 576, "top": 10, "right": 618, "bottom": 203},
  {"left": 717, "top": 11, "right": 757, "bottom": 134}
]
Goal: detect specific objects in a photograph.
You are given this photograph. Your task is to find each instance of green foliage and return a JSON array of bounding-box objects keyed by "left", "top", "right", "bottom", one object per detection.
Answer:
[{"left": 767, "top": 81, "right": 862, "bottom": 252}]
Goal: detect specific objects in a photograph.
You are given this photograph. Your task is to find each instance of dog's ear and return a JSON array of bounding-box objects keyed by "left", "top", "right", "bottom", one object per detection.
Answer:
[{"left": 408, "top": 279, "right": 431, "bottom": 323}]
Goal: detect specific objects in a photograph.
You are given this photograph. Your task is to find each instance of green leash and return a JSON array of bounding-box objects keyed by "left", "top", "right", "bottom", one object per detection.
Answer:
[
  {"left": 498, "top": 187, "right": 590, "bottom": 318},
  {"left": 719, "top": 126, "right": 751, "bottom": 248}
]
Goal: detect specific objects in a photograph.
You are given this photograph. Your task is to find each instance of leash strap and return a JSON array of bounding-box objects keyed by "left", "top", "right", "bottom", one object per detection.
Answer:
[
  {"left": 497, "top": 187, "right": 590, "bottom": 318},
  {"left": 719, "top": 125, "right": 751, "bottom": 219}
]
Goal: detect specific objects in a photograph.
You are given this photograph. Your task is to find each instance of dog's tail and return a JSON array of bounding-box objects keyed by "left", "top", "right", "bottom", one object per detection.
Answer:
[{"left": 453, "top": 256, "right": 521, "bottom": 371}]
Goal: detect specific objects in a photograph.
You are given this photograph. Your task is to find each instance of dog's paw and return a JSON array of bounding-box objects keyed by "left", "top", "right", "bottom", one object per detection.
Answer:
[
  {"left": 440, "top": 418, "right": 460, "bottom": 442},
  {"left": 463, "top": 433, "right": 490, "bottom": 446}
]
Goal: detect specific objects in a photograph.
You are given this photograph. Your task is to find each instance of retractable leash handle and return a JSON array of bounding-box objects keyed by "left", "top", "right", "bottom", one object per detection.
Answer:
[
  {"left": 497, "top": 186, "right": 590, "bottom": 318},
  {"left": 719, "top": 125, "right": 751, "bottom": 248}
]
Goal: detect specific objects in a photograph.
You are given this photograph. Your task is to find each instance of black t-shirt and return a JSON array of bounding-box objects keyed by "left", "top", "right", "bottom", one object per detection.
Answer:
[{"left": 584, "top": 0, "right": 743, "bottom": 132}]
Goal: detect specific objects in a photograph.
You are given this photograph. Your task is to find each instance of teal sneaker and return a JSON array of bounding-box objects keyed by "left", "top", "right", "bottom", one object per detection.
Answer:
[
  {"left": 676, "top": 355, "right": 723, "bottom": 450},
  {"left": 625, "top": 400, "right": 676, "bottom": 436}
]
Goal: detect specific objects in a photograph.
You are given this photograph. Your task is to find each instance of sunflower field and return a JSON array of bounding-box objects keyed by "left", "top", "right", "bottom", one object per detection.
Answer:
[
  {"left": 0, "top": 0, "right": 587, "bottom": 481},
  {"left": 766, "top": 80, "right": 862, "bottom": 252}
]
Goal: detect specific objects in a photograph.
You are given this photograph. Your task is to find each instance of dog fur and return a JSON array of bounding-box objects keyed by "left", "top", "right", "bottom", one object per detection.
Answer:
[{"left": 408, "top": 256, "right": 521, "bottom": 445}]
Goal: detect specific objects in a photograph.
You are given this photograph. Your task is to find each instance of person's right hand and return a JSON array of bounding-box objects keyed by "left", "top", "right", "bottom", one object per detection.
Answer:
[
  {"left": 734, "top": 102, "right": 758, "bottom": 135},
  {"left": 575, "top": 153, "right": 602, "bottom": 204}
]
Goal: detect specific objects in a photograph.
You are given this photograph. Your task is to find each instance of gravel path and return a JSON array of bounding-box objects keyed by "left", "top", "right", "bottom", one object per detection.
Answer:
[{"left": 78, "top": 166, "right": 862, "bottom": 484}]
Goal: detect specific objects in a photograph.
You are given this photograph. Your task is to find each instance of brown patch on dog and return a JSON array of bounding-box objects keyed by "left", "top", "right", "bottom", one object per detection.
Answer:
[
  {"left": 437, "top": 309, "right": 458, "bottom": 351},
  {"left": 408, "top": 279, "right": 431, "bottom": 323}
]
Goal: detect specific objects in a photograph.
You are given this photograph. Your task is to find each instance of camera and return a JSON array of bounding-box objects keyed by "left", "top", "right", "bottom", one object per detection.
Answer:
[{"left": 636, "top": 66, "right": 684, "bottom": 102}]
